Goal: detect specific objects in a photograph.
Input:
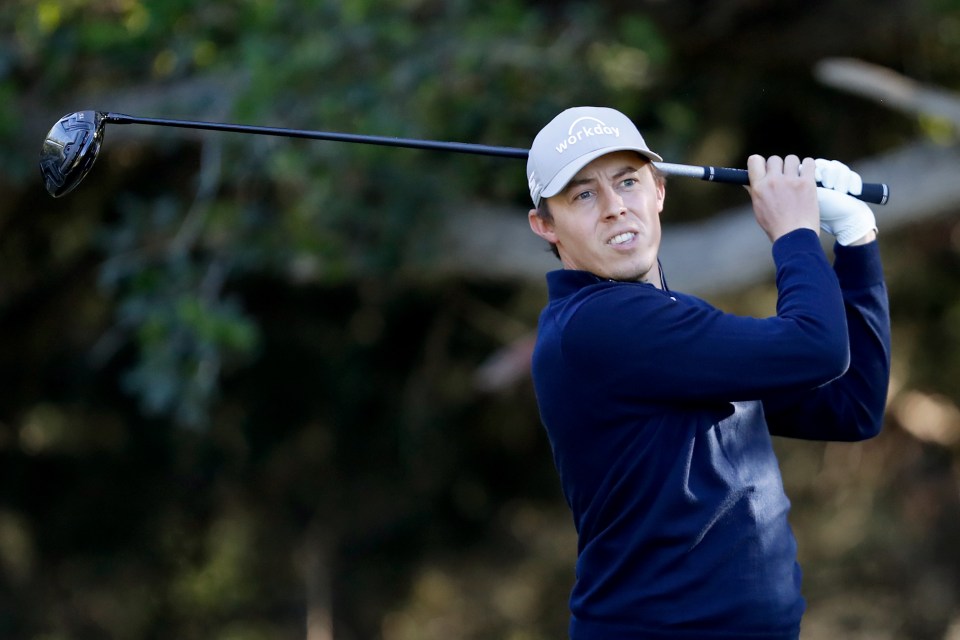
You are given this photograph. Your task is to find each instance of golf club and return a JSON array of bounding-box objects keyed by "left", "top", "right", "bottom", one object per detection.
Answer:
[{"left": 39, "top": 110, "right": 891, "bottom": 204}]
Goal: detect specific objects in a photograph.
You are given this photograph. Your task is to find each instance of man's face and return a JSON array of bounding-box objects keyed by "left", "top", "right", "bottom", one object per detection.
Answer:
[{"left": 528, "top": 151, "right": 666, "bottom": 284}]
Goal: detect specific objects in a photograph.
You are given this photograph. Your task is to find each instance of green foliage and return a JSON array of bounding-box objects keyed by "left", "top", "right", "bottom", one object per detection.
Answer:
[
  {"left": 4, "top": 0, "right": 676, "bottom": 425},
  {"left": 95, "top": 195, "right": 259, "bottom": 427}
]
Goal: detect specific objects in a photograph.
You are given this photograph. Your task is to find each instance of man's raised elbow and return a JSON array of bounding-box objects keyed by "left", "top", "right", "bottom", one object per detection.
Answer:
[
  {"left": 836, "top": 391, "right": 889, "bottom": 442},
  {"left": 856, "top": 419, "right": 884, "bottom": 441},
  {"left": 838, "top": 412, "right": 885, "bottom": 442}
]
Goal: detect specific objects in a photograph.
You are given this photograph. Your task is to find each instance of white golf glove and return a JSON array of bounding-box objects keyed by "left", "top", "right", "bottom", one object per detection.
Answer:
[{"left": 814, "top": 158, "right": 877, "bottom": 246}]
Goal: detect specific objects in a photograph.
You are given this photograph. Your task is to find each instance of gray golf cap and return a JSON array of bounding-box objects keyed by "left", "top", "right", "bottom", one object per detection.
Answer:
[{"left": 527, "top": 106, "right": 662, "bottom": 208}]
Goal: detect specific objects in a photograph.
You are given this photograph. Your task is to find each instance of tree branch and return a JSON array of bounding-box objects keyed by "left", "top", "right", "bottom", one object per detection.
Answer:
[{"left": 814, "top": 57, "right": 960, "bottom": 127}]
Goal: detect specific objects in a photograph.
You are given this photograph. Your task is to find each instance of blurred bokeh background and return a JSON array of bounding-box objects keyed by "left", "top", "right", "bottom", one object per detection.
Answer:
[{"left": 2, "top": 1, "right": 959, "bottom": 638}]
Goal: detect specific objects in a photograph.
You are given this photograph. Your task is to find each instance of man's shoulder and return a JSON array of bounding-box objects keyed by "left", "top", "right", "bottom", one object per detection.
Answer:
[{"left": 539, "top": 275, "right": 717, "bottom": 354}]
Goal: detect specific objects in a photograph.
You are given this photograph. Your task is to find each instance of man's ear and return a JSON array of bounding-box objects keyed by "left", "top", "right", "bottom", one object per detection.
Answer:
[
  {"left": 653, "top": 168, "right": 666, "bottom": 213},
  {"left": 528, "top": 208, "right": 557, "bottom": 244}
]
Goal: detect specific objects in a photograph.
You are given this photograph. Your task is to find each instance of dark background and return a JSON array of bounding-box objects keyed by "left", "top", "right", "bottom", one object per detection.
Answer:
[{"left": 2, "top": 1, "right": 959, "bottom": 638}]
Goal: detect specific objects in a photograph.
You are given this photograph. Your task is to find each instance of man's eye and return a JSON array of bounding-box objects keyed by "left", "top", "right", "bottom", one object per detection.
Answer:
[
  {"left": 574, "top": 190, "right": 593, "bottom": 201},
  {"left": 622, "top": 178, "right": 638, "bottom": 187}
]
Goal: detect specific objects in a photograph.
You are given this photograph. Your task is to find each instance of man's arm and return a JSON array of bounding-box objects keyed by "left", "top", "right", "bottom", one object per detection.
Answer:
[
  {"left": 847, "top": 230, "right": 877, "bottom": 245},
  {"left": 559, "top": 228, "right": 851, "bottom": 403},
  {"left": 763, "top": 239, "right": 891, "bottom": 441}
]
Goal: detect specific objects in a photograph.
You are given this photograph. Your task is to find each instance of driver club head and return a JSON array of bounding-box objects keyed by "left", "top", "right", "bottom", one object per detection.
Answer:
[{"left": 39, "top": 110, "right": 106, "bottom": 198}]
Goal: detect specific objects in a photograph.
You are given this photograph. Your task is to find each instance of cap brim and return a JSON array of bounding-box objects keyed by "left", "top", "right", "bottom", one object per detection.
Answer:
[{"left": 540, "top": 146, "right": 664, "bottom": 201}]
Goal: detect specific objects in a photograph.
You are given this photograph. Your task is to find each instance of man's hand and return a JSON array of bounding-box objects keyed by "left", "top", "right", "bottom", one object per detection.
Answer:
[
  {"left": 815, "top": 159, "right": 877, "bottom": 246},
  {"left": 747, "top": 155, "right": 820, "bottom": 243}
]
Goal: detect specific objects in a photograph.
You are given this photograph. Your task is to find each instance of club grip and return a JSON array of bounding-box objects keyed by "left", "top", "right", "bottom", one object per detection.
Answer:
[
  {"left": 705, "top": 166, "right": 889, "bottom": 205},
  {"left": 857, "top": 182, "right": 889, "bottom": 206}
]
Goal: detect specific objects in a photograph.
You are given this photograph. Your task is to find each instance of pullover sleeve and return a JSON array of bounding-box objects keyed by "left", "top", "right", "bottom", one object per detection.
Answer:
[
  {"left": 557, "top": 229, "right": 851, "bottom": 403},
  {"left": 762, "top": 240, "right": 891, "bottom": 441}
]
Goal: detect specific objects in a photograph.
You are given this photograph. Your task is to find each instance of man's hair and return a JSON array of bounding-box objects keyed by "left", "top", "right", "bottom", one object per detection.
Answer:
[
  {"left": 536, "top": 199, "right": 561, "bottom": 259},
  {"left": 534, "top": 162, "right": 666, "bottom": 261}
]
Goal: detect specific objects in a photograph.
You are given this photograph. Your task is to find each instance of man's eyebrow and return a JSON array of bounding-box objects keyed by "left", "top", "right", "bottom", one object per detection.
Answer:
[
  {"left": 612, "top": 165, "right": 641, "bottom": 179},
  {"left": 562, "top": 176, "right": 595, "bottom": 193}
]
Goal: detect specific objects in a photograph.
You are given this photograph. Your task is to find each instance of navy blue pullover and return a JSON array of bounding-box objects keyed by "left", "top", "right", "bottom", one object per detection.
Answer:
[{"left": 530, "top": 229, "right": 890, "bottom": 639}]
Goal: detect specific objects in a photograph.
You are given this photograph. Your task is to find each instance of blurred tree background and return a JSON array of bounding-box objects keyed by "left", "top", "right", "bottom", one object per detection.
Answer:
[{"left": 1, "top": 0, "right": 959, "bottom": 638}]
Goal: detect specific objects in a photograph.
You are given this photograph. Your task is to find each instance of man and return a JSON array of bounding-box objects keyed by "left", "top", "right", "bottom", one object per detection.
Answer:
[{"left": 525, "top": 106, "right": 890, "bottom": 639}]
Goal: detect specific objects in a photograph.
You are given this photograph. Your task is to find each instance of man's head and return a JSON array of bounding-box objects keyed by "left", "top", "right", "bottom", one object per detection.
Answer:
[
  {"left": 527, "top": 107, "right": 666, "bottom": 285},
  {"left": 527, "top": 106, "right": 662, "bottom": 208}
]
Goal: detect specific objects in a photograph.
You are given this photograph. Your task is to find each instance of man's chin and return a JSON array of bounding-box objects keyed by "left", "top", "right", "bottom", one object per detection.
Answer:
[{"left": 602, "top": 264, "right": 658, "bottom": 285}]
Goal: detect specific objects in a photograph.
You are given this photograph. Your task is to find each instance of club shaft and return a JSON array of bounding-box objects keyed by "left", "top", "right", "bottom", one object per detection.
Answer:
[
  {"left": 103, "top": 113, "right": 889, "bottom": 205},
  {"left": 104, "top": 112, "right": 530, "bottom": 159}
]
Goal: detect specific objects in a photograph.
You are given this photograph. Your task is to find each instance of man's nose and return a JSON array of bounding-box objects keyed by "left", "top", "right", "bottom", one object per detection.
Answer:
[{"left": 601, "top": 188, "right": 627, "bottom": 219}]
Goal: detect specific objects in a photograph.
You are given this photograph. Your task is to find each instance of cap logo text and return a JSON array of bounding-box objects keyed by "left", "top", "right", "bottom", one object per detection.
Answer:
[{"left": 555, "top": 117, "right": 620, "bottom": 154}]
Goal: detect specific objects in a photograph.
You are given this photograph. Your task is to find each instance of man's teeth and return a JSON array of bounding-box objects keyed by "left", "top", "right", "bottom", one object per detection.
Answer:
[{"left": 609, "top": 232, "right": 636, "bottom": 246}]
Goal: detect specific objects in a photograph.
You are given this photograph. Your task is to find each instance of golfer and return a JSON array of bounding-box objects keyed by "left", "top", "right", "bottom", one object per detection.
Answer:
[{"left": 525, "top": 107, "right": 890, "bottom": 639}]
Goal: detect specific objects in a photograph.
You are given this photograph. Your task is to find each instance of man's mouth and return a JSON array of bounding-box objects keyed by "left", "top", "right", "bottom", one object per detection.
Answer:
[{"left": 608, "top": 232, "right": 637, "bottom": 246}]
